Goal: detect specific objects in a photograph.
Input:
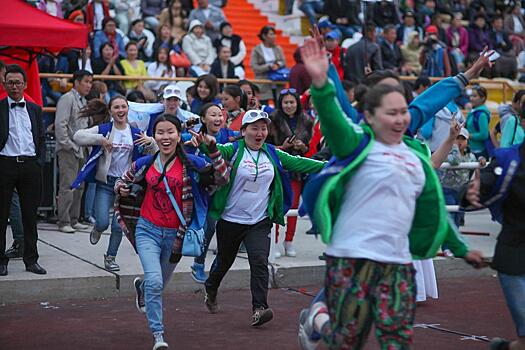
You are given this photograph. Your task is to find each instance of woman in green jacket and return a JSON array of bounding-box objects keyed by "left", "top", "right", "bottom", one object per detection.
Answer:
[
  {"left": 190, "top": 110, "right": 324, "bottom": 327},
  {"left": 297, "top": 38, "right": 486, "bottom": 350}
]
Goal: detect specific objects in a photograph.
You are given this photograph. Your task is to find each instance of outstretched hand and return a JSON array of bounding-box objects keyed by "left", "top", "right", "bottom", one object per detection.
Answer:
[
  {"left": 189, "top": 130, "right": 217, "bottom": 148},
  {"left": 464, "top": 47, "right": 494, "bottom": 81},
  {"left": 300, "top": 38, "right": 329, "bottom": 88}
]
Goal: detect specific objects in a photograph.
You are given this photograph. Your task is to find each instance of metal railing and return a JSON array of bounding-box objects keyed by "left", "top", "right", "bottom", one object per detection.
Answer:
[{"left": 440, "top": 161, "right": 487, "bottom": 170}]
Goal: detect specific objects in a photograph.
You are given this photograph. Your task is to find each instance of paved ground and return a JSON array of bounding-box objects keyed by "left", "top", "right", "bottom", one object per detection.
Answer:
[{"left": 0, "top": 276, "right": 515, "bottom": 350}]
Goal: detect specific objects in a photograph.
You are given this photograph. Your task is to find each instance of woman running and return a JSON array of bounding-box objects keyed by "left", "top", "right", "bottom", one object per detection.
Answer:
[
  {"left": 115, "top": 114, "right": 228, "bottom": 350},
  {"left": 72, "top": 95, "right": 157, "bottom": 271},
  {"left": 297, "top": 38, "right": 485, "bottom": 350}
]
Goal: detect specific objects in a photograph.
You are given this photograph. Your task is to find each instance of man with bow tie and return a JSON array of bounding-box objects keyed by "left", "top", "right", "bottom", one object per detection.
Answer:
[{"left": 0, "top": 64, "right": 47, "bottom": 276}]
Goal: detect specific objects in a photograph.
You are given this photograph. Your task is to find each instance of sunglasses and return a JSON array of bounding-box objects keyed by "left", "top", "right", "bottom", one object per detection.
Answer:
[
  {"left": 164, "top": 88, "right": 180, "bottom": 96},
  {"left": 248, "top": 110, "right": 269, "bottom": 119},
  {"left": 280, "top": 88, "right": 297, "bottom": 95}
]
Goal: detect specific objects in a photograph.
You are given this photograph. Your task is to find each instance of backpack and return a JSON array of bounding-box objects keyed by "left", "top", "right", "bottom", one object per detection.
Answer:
[{"left": 471, "top": 108, "right": 495, "bottom": 157}]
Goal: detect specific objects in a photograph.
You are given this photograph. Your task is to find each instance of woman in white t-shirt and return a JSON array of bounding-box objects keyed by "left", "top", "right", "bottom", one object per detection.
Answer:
[
  {"left": 146, "top": 47, "right": 176, "bottom": 94},
  {"left": 73, "top": 96, "right": 157, "bottom": 271},
  {"left": 297, "top": 38, "right": 486, "bottom": 350},
  {"left": 190, "top": 110, "right": 325, "bottom": 328}
]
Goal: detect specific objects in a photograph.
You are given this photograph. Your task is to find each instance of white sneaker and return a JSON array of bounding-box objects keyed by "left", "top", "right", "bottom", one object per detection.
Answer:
[
  {"left": 285, "top": 242, "right": 297, "bottom": 257},
  {"left": 274, "top": 250, "right": 282, "bottom": 259},
  {"left": 153, "top": 332, "right": 168, "bottom": 350},
  {"left": 59, "top": 225, "right": 75, "bottom": 234},
  {"left": 72, "top": 222, "right": 89, "bottom": 230}
]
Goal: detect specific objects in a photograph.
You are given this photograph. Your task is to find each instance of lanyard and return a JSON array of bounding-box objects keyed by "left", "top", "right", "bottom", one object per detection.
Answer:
[{"left": 245, "top": 146, "right": 261, "bottom": 182}]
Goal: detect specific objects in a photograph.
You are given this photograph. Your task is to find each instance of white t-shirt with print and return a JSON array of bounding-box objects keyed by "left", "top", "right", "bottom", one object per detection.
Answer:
[
  {"left": 108, "top": 125, "right": 134, "bottom": 177},
  {"left": 221, "top": 148, "right": 275, "bottom": 225},
  {"left": 326, "top": 141, "right": 426, "bottom": 264}
]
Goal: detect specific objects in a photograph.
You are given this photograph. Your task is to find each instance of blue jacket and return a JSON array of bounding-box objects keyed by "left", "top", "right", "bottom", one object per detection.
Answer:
[
  {"left": 71, "top": 122, "right": 147, "bottom": 189},
  {"left": 93, "top": 31, "right": 126, "bottom": 59}
]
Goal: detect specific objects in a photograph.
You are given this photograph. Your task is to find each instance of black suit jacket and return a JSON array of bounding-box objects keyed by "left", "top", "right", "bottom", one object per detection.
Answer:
[
  {"left": 380, "top": 40, "right": 404, "bottom": 71},
  {"left": 0, "top": 98, "right": 46, "bottom": 166},
  {"left": 210, "top": 59, "right": 237, "bottom": 79}
]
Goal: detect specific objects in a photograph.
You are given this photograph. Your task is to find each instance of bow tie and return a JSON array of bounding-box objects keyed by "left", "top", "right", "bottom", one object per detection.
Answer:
[{"left": 10, "top": 102, "right": 25, "bottom": 109}]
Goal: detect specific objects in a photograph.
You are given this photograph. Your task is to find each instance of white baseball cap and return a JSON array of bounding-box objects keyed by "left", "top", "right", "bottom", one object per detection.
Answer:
[
  {"left": 459, "top": 128, "right": 470, "bottom": 139},
  {"left": 163, "top": 84, "right": 183, "bottom": 100},
  {"left": 242, "top": 110, "right": 271, "bottom": 127}
]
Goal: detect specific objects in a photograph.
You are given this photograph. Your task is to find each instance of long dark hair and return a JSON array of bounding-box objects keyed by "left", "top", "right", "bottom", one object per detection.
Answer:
[
  {"left": 152, "top": 114, "right": 194, "bottom": 184},
  {"left": 198, "top": 102, "right": 222, "bottom": 134},
  {"left": 222, "top": 85, "right": 248, "bottom": 111},
  {"left": 276, "top": 90, "right": 303, "bottom": 118},
  {"left": 193, "top": 74, "right": 218, "bottom": 103},
  {"left": 79, "top": 99, "right": 110, "bottom": 126}
]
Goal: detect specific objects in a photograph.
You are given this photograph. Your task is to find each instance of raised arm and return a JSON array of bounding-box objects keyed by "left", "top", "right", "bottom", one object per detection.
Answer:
[
  {"left": 302, "top": 38, "right": 366, "bottom": 159},
  {"left": 276, "top": 149, "right": 325, "bottom": 173}
]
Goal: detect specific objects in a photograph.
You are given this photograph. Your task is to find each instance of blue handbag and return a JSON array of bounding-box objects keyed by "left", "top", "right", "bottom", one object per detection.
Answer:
[
  {"left": 267, "top": 67, "right": 290, "bottom": 81},
  {"left": 157, "top": 156, "right": 205, "bottom": 257}
]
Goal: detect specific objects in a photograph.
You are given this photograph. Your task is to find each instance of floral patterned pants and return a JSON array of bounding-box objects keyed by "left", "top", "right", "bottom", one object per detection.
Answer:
[{"left": 322, "top": 256, "right": 417, "bottom": 350}]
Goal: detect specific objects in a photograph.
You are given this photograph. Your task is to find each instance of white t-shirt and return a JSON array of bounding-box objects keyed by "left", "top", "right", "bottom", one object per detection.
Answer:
[
  {"left": 326, "top": 141, "right": 426, "bottom": 264},
  {"left": 108, "top": 125, "right": 134, "bottom": 177},
  {"left": 94, "top": 3, "right": 105, "bottom": 30},
  {"left": 261, "top": 46, "right": 276, "bottom": 64},
  {"left": 221, "top": 148, "right": 275, "bottom": 225}
]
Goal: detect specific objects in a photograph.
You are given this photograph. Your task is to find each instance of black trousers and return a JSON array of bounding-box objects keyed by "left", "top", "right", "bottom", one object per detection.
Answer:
[
  {"left": 0, "top": 157, "right": 42, "bottom": 266},
  {"left": 205, "top": 218, "right": 271, "bottom": 310}
]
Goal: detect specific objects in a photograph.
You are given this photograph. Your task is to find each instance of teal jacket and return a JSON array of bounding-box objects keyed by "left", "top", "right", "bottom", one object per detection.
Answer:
[
  {"left": 310, "top": 81, "right": 469, "bottom": 259},
  {"left": 466, "top": 105, "right": 491, "bottom": 153},
  {"left": 208, "top": 140, "right": 325, "bottom": 225},
  {"left": 501, "top": 115, "right": 524, "bottom": 148}
]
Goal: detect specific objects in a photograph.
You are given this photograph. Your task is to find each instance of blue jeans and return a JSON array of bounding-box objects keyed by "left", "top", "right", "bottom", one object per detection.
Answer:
[
  {"left": 83, "top": 182, "right": 97, "bottom": 219},
  {"left": 194, "top": 214, "right": 217, "bottom": 265},
  {"left": 135, "top": 217, "right": 178, "bottom": 334},
  {"left": 94, "top": 177, "right": 122, "bottom": 257},
  {"left": 9, "top": 191, "right": 24, "bottom": 242},
  {"left": 499, "top": 273, "right": 525, "bottom": 337},
  {"left": 299, "top": 1, "right": 325, "bottom": 26},
  {"left": 442, "top": 187, "right": 462, "bottom": 228}
]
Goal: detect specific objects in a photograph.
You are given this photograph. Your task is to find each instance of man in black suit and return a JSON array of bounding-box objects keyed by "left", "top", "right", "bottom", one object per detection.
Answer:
[
  {"left": 0, "top": 64, "right": 47, "bottom": 276},
  {"left": 380, "top": 24, "right": 405, "bottom": 73}
]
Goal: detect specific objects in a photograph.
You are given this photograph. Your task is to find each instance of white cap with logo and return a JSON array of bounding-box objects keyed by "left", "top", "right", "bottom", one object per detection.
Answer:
[
  {"left": 163, "top": 84, "right": 183, "bottom": 100},
  {"left": 459, "top": 128, "right": 470, "bottom": 139},
  {"left": 242, "top": 110, "right": 272, "bottom": 127}
]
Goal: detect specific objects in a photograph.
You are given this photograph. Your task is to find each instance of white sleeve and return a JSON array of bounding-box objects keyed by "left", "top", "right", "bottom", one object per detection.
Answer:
[{"left": 230, "top": 40, "right": 246, "bottom": 66}]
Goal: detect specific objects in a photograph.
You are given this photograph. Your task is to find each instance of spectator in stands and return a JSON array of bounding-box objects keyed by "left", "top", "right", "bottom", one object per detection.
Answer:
[
  {"left": 141, "top": 0, "right": 164, "bottom": 31},
  {"left": 341, "top": 80, "right": 355, "bottom": 103},
  {"left": 250, "top": 26, "right": 287, "bottom": 104},
  {"left": 373, "top": 0, "right": 400, "bottom": 28},
  {"left": 93, "top": 17, "right": 126, "bottom": 59},
  {"left": 324, "top": 0, "right": 361, "bottom": 39},
  {"left": 85, "top": 0, "right": 110, "bottom": 32},
  {"left": 38, "top": 53, "right": 70, "bottom": 106},
  {"left": 268, "top": 88, "right": 314, "bottom": 258},
  {"left": 153, "top": 24, "right": 177, "bottom": 53},
  {"left": 183, "top": 20, "right": 217, "bottom": 77},
  {"left": 490, "top": 15, "right": 517, "bottom": 80},
  {"left": 120, "top": 42, "right": 156, "bottom": 101},
  {"left": 468, "top": 13, "right": 492, "bottom": 65},
  {"left": 67, "top": 46, "right": 94, "bottom": 74},
  {"left": 396, "top": 11, "right": 423, "bottom": 47},
  {"left": 210, "top": 46, "right": 237, "bottom": 81},
  {"left": 159, "top": 0, "right": 189, "bottom": 42},
  {"left": 290, "top": 47, "right": 312, "bottom": 96},
  {"left": 418, "top": 0, "right": 436, "bottom": 27},
  {"left": 343, "top": 23, "right": 383, "bottom": 84},
  {"left": 37, "top": 0, "right": 64, "bottom": 18},
  {"left": 465, "top": 85, "right": 491, "bottom": 159},
  {"left": 420, "top": 25, "right": 451, "bottom": 77},
  {"left": 381, "top": 24, "right": 405, "bottom": 73},
  {"left": 401, "top": 31, "right": 423, "bottom": 75},
  {"left": 447, "top": 12, "right": 469, "bottom": 71},
  {"left": 213, "top": 22, "right": 247, "bottom": 79},
  {"left": 67, "top": 9, "right": 85, "bottom": 24},
  {"left": 504, "top": 3, "right": 525, "bottom": 54},
  {"left": 431, "top": 13, "right": 448, "bottom": 45},
  {"left": 146, "top": 47, "right": 176, "bottom": 94},
  {"left": 238, "top": 80, "right": 260, "bottom": 111},
  {"left": 188, "top": 0, "right": 227, "bottom": 41},
  {"left": 127, "top": 19, "right": 155, "bottom": 62},
  {"left": 112, "top": 0, "right": 141, "bottom": 33},
  {"left": 190, "top": 74, "right": 220, "bottom": 114},
  {"left": 298, "top": 0, "right": 326, "bottom": 27},
  {"left": 55, "top": 70, "right": 93, "bottom": 234},
  {"left": 92, "top": 43, "right": 126, "bottom": 97},
  {"left": 324, "top": 31, "right": 345, "bottom": 80}
]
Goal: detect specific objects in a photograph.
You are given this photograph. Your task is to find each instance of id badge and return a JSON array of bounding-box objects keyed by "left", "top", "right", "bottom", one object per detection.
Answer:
[{"left": 244, "top": 181, "right": 260, "bottom": 193}]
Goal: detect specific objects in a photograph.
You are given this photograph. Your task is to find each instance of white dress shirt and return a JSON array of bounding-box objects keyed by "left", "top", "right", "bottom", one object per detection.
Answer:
[{"left": 0, "top": 97, "right": 36, "bottom": 157}]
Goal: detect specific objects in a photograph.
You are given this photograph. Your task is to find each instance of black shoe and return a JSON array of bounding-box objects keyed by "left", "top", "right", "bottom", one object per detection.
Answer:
[
  {"left": 251, "top": 307, "right": 274, "bottom": 327},
  {"left": 204, "top": 287, "right": 218, "bottom": 314},
  {"left": 5, "top": 242, "right": 23, "bottom": 259},
  {"left": 133, "top": 277, "right": 146, "bottom": 313},
  {"left": 0, "top": 265, "right": 7, "bottom": 276},
  {"left": 26, "top": 262, "right": 47, "bottom": 275}
]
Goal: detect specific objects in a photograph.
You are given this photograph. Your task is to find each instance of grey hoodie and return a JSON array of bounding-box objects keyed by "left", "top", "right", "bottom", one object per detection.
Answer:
[{"left": 498, "top": 104, "right": 518, "bottom": 131}]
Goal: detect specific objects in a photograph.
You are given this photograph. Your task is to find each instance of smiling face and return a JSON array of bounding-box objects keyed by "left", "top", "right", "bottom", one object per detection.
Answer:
[
  {"left": 456, "top": 135, "right": 468, "bottom": 153},
  {"left": 155, "top": 120, "right": 180, "bottom": 156},
  {"left": 366, "top": 91, "right": 410, "bottom": 145},
  {"left": 163, "top": 96, "right": 180, "bottom": 114},
  {"left": 197, "top": 80, "right": 211, "bottom": 100},
  {"left": 242, "top": 119, "right": 269, "bottom": 150},
  {"left": 219, "top": 46, "right": 232, "bottom": 62},
  {"left": 263, "top": 30, "right": 276, "bottom": 46},
  {"left": 469, "top": 89, "right": 485, "bottom": 107},
  {"left": 109, "top": 97, "right": 129, "bottom": 125},
  {"left": 281, "top": 94, "right": 297, "bottom": 117},
  {"left": 202, "top": 105, "right": 223, "bottom": 135},
  {"left": 158, "top": 48, "right": 169, "bottom": 64},
  {"left": 126, "top": 44, "right": 138, "bottom": 60},
  {"left": 221, "top": 92, "right": 239, "bottom": 111}
]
